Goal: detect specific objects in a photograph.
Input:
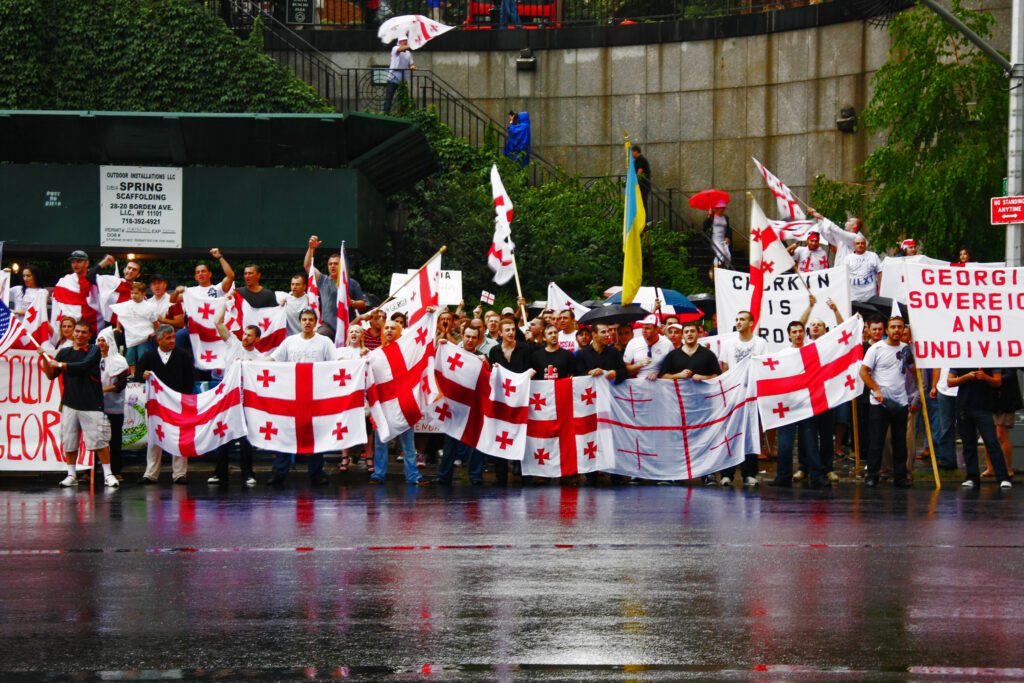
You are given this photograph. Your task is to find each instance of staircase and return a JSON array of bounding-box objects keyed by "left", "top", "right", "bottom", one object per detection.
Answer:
[{"left": 212, "top": 0, "right": 728, "bottom": 283}]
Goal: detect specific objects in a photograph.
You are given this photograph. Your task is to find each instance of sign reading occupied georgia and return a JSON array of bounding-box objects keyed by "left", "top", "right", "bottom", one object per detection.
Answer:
[
  {"left": 990, "top": 196, "right": 1024, "bottom": 224},
  {"left": 905, "top": 264, "right": 1024, "bottom": 368}
]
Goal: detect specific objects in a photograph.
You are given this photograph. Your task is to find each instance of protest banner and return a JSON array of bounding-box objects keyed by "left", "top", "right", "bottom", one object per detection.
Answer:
[
  {"left": 715, "top": 266, "right": 851, "bottom": 351},
  {"left": 388, "top": 270, "right": 462, "bottom": 310},
  {"left": 0, "top": 351, "right": 92, "bottom": 471},
  {"left": 879, "top": 255, "right": 1003, "bottom": 303},
  {"left": 905, "top": 264, "right": 1024, "bottom": 368}
]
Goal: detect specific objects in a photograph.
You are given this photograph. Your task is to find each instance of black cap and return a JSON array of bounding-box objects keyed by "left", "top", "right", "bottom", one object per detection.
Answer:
[{"left": 68, "top": 250, "right": 89, "bottom": 261}]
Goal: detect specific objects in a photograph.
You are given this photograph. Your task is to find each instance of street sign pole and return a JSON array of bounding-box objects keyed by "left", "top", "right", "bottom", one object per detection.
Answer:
[{"left": 1007, "top": 1, "right": 1024, "bottom": 266}]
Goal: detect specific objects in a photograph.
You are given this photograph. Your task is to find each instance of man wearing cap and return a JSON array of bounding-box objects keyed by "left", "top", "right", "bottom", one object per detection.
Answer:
[
  {"left": 384, "top": 36, "right": 415, "bottom": 114},
  {"left": 623, "top": 314, "right": 674, "bottom": 380},
  {"left": 59, "top": 250, "right": 116, "bottom": 334},
  {"left": 789, "top": 230, "right": 830, "bottom": 273},
  {"left": 665, "top": 323, "right": 683, "bottom": 350}
]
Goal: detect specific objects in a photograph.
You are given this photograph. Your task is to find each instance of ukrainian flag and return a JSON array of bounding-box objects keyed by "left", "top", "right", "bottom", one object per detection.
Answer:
[{"left": 621, "top": 136, "right": 646, "bottom": 305}]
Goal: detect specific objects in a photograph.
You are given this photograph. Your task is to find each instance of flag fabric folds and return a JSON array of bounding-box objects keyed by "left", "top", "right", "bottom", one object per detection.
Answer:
[
  {"left": 0, "top": 302, "right": 31, "bottom": 356},
  {"left": 546, "top": 282, "right": 591, "bottom": 319},
  {"left": 241, "top": 360, "right": 367, "bottom": 454},
  {"left": 224, "top": 292, "right": 289, "bottom": 355},
  {"left": 335, "top": 242, "right": 350, "bottom": 348},
  {"left": 748, "top": 197, "right": 796, "bottom": 327},
  {"left": 753, "top": 317, "right": 865, "bottom": 430},
  {"left": 183, "top": 289, "right": 229, "bottom": 370},
  {"left": 488, "top": 164, "right": 517, "bottom": 286},
  {"left": 11, "top": 290, "right": 52, "bottom": 350},
  {"left": 145, "top": 361, "right": 246, "bottom": 457},
  {"left": 752, "top": 157, "right": 806, "bottom": 220},
  {"left": 621, "top": 137, "right": 646, "bottom": 305},
  {"left": 367, "top": 310, "right": 438, "bottom": 442},
  {"left": 306, "top": 261, "right": 321, "bottom": 326}
]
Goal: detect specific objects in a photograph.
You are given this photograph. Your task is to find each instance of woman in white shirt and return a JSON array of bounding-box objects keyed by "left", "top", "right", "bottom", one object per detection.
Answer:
[{"left": 9, "top": 266, "right": 49, "bottom": 323}]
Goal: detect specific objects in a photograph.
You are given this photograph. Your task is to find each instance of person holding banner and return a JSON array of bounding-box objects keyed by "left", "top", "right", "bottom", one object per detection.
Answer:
[
  {"left": 97, "top": 327, "right": 129, "bottom": 481},
  {"left": 136, "top": 325, "right": 195, "bottom": 485},
  {"left": 624, "top": 315, "right": 673, "bottom": 380},
  {"left": 574, "top": 323, "right": 627, "bottom": 383},
  {"left": 718, "top": 311, "right": 767, "bottom": 487},
  {"left": 859, "top": 317, "right": 914, "bottom": 488},
  {"left": 38, "top": 321, "right": 118, "bottom": 488},
  {"left": 949, "top": 367, "right": 1013, "bottom": 489}
]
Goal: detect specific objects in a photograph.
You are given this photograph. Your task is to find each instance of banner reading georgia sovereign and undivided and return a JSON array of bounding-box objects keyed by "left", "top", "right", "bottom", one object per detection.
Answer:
[
  {"left": 715, "top": 266, "right": 851, "bottom": 351},
  {"left": 906, "top": 264, "right": 1024, "bottom": 368}
]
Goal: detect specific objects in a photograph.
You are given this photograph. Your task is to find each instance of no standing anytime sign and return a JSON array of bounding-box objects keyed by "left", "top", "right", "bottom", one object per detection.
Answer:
[{"left": 991, "top": 195, "right": 1024, "bottom": 224}]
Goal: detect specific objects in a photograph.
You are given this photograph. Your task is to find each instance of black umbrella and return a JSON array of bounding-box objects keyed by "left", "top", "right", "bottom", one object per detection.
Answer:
[
  {"left": 577, "top": 303, "right": 650, "bottom": 326},
  {"left": 851, "top": 295, "right": 908, "bottom": 322},
  {"left": 688, "top": 292, "right": 715, "bottom": 317}
]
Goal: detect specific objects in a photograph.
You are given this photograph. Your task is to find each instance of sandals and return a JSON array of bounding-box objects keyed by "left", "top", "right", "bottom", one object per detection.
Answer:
[{"left": 339, "top": 454, "right": 350, "bottom": 473}]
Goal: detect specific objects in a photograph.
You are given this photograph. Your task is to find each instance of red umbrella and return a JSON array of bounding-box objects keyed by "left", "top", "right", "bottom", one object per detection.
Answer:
[{"left": 689, "top": 189, "right": 731, "bottom": 211}]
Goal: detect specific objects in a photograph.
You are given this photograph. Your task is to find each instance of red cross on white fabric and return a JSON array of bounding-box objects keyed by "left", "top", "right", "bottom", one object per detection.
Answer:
[
  {"left": 446, "top": 353, "right": 464, "bottom": 372},
  {"left": 146, "top": 380, "right": 241, "bottom": 457},
  {"left": 618, "top": 436, "right": 658, "bottom": 470},
  {"left": 756, "top": 341, "right": 863, "bottom": 417},
  {"left": 526, "top": 378, "right": 598, "bottom": 477},
  {"left": 530, "top": 393, "right": 547, "bottom": 411},
  {"left": 614, "top": 384, "right": 652, "bottom": 418},
  {"left": 543, "top": 365, "right": 558, "bottom": 380},
  {"left": 495, "top": 430, "right": 514, "bottom": 450}
]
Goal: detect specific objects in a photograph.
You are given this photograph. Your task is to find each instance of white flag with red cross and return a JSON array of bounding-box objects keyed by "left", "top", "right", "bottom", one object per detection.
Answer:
[
  {"left": 752, "top": 157, "right": 806, "bottom": 220},
  {"left": 388, "top": 252, "right": 442, "bottom": 327},
  {"left": 241, "top": 360, "right": 367, "bottom": 454},
  {"left": 521, "top": 375, "right": 615, "bottom": 477},
  {"left": 488, "top": 164, "right": 517, "bottom": 286},
  {"left": 335, "top": 242, "right": 351, "bottom": 348},
  {"left": 224, "top": 292, "right": 288, "bottom": 355},
  {"left": 145, "top": 360, "right": 246, "bottom": 457},
  {"left": 600, "top": 363, "right": 760, "bottom": 481},
  {"left": 97, "top": 262, "right": 131, "bottom": 324},
  {"left": 748, "top": 198, "right": 796, "bottom": 327},
  {"left": 306, "top": 261, "right": 321, "bottom": 326},
  {"left": 11, "top": 289, "right": 53, "bottom": 349},
  {"left": 753, "top": 316, "right": 864, "bottom": 430},
  {"left": 367, "top": 310, "right": 437, "bottom": 442},
  {"left": 429, "top": 341, "right": 530, "bottom": 460},
  {"left": 51, "top": 272, "right": 101, "bottom": 333},
  {"left": 546, "top": 281, "right": 591, "bottom": 320},
  {"left": 183, "top": 287, "right": 229, "bottom": 370}
]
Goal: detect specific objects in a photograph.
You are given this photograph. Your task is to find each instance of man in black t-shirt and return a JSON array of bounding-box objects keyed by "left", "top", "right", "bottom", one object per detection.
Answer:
[
  {"left": 39, "top": 321, "right": 117, "bottom": 488},
  {"left": 948, "top": 367, "right": 1011, "bottom": 489},
  {"left": 237, "top": 263, "right": 280, "bottom": 309},
  {"left": 531, "top": 325, "right": 574, "bottom": 379},
  {"left": 574, "top": 323, "right": 627, "bottom": 383},
  {"left": 659, "top": 322, "right": 720, "bottom": 380}
]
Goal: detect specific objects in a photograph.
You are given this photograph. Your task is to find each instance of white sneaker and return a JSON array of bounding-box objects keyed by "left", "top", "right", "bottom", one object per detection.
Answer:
[
  {"left": 961, "top": 479, "right": 976, "bottom": 488},
  {"left": 719, "top": 476, "right": 732, "bottom": 487},
  {"left": 104, "top": 474, "right": 120, "bottom": 488},
  {"left": 245, "top": 477, "right": 257, "bottom": 487},
  {"left": 207, "top": 476, "right": 221, "bottom": 485},
  {"left": 58, "top": 475, "right": 78, "bottom": 488},
  {"left": 1000, "top": 480, "right": 1012, "bottom": 489},
  {"left": 453, "top": 459, "right": 463, "bottom": 467},
  {"left": 793, "top": 470, "right": 806, "bottom": 481},
  {"left": 827, "top": 471, "right": 840, "bottom": 482},
  {"left": 744, "top": 476, "right": 759, "bottom": 487}
]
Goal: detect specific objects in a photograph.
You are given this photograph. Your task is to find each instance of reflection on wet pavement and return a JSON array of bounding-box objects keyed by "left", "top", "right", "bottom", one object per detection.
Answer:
[{"left": 0, "top": 482, "right": 1022, "bottom": 679}]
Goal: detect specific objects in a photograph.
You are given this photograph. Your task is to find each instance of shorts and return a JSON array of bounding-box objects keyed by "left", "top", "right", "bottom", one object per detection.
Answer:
[
  {"left": 994, "top": 413, "right": 1015, "bottom": 428},
  {"left": 125, "top": 342, "right": 152, "bottom": 365},
  {"left": 61, "top": 406, "right": 111, "bottom": 452}
]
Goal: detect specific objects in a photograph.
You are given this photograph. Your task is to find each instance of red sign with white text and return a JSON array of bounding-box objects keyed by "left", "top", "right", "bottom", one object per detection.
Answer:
[{"left": 991, "top": 196, "right": 1024, "bottom": 224}]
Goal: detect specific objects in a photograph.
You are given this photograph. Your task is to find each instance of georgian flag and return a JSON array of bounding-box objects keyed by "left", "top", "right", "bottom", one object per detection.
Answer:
[
  {"left": 521, "top": 376, "right": 615, "bottom": 477},
  {"left": 488, "top": 164, "right": 516, "bottom": 286},
  {"left": 546, "top": 281, "right": 591, "bottom": 320},
  {"left": 145, "top": 361, "right": 246, "bottom": 457},
  {"left": 183, "top": 287, "right": 229, "bottom": 370},
  {"left": 97, "top": 261, "right": 130, "bottom": 324},
  {"left": 335, "top": 242, "right": 350, "bottom": 348},
  {"left": 770, "top": 218, "right": 825, "bottom": 244},
  {"left": 752, "top": 157, "right": 806, "bottom": 220},
  {"left": 388, "top": 252, "right": 442, "bottom": 327},
  {"left": 241, "top": 360, "right": 367, "bottom": 454},
  {"left": 753, "top": 316, "right": 865, "bottom": 430},
  {"left": 749, "top": 197, "right": 796, "bottom": 327},
  {"left": 11, "top": 289, "right": 52, "bottom": 350},
  {"left": 430, "top": 341, "right": 530, "bottom": 460},
  {"left": 367, "top": 310, "right": 437, "bottom": 441},
  {"left": 51, "top": 272, "right": 100, "bottom": 332},
  {"left": 306, "top": 260, "right": 321, "bottom": 326},
  {"left": 601, "top": 363, "right": 760, "bottom": 481},
  {"left": 224, "top": 292, "right": 288, "bottom": 354}
]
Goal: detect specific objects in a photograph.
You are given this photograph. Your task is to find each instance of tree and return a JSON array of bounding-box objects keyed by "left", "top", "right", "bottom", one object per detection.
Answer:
[{"left": 856, "top": 2, "right": 1007, "bottom": 259}]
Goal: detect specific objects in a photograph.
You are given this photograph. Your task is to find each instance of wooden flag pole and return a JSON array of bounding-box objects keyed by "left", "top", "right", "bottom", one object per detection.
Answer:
[
  {"left": 511, "top": 254, "right": 528, "bottom": 324},
  {"left": 369, "top": 245, "right": 447, "bottom": 314},
  {"left": 916, "top": 367, "right": 942, "bottom": 490},
  {"left": 851, "top": 399, "right": 861, "bottom": 475}
]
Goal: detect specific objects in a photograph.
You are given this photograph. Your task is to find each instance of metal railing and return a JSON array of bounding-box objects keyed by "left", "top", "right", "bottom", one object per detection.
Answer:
[{"left": 206, "top": 0, "right": 837, "bottom": 30}]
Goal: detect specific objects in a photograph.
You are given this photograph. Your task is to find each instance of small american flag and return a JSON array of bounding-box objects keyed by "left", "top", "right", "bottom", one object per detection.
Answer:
[
  {"left": 480, "top": 290, "right": 495, "bottom": 305},
  {"left": 0, "top": 301, "right": 30, "bottom": 357}
]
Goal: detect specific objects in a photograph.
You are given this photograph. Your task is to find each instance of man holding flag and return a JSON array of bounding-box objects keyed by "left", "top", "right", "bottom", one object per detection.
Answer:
[
  {"left": 304, "top": 236, "right": 366, "bottom": 341},
  {"left": 621, "top": 134, "right": 646, "bottom": 306}
]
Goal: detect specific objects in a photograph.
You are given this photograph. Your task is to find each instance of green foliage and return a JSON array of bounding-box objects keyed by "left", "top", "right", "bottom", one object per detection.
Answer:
[
  {"left": 857, "top": 2, "right": 1007, "bottom": 259},
  {"left": 376, "top": 106, "right": 701, "bottom": 305},
  {"left": 0, "top": 0, "right": 330, "bottom": 113},
  {"left": 809, "top": 174, "right": 870, "bottom": 227}
]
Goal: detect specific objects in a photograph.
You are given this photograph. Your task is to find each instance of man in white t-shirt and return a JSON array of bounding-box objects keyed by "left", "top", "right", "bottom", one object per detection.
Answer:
[
  {"left": 789, "top": 231, "right": 830, "bottom": 273},
  {"left": 282, "top": 274, "right": 309, "bottom": 335},
  {"left": 928, "top": 366, "right": 959, "bottom": 469},
  {"left": 843, "top": 234, "right": 881, "bottom": 302},
  {"left": 811, "top": 209, "right": 861, "bottom": 265},
  {"left": 860, "top": 316, "right": 913, "bottom": 488},
  {"left": 170, "top": 248, "right": 235, "bottom": 356},
  {"left": 271, "top": 309, "right": 337, "bottom": 363},
  {"left": 556, "top": 309, "right": 579, "bottom": 353},
  {"left": 718, "top": 310, "right": 767, "bottom": 372},
  {"left": 623, "top": 314, "right": 673, "bottom": 380}
]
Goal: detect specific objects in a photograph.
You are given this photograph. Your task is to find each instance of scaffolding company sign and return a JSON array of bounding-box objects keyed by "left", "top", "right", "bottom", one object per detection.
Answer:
[{"left": 100, "top": 166, "right": 183, "bottom": 248}]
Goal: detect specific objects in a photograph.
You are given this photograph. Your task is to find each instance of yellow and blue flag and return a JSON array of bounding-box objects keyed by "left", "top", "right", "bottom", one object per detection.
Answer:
[{"left": 621, "top": 136, "right": 646, "bottom": 305}]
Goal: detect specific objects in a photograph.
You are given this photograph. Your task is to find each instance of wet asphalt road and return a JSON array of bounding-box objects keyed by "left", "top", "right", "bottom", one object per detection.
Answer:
[{"left": 0, "top": 478, "right": 1022, "bottom": 681}]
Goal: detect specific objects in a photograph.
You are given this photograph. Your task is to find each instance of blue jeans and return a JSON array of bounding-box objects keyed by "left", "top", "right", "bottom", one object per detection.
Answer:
[
  {"left": 959, "top": 408, "right": 1010, "bottom": 482},
  {"left": 272, "top": 451, "right": 325, "bottom": 481},
  {"left": 934, "top": 393, "right": 958, "bottom": 468},
  {"left": 777, "top": 417, "right": 822, "bottom": 483},
  {"left": 372, "top": 428, "right": 420, "bottom": 483},
  {"left": 499, "top": 0, "right": 520, "bottom": 27},
  {"left": 436, "top": 436, "right": 484, "bottom": 484}
]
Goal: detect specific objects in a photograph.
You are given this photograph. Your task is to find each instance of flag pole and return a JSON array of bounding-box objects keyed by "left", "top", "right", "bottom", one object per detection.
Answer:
[
  {"left": 851, "top": 399, "right": 861, "bottom": 475},
  {"left": 511, "top": 254, "right": 528, "bottom": 324},
  {"left": 916, "top": 367, "right": 942, "bottom": 490},
  {"left": 369, "top": 245, "right": 447, "bottom": 314}
]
